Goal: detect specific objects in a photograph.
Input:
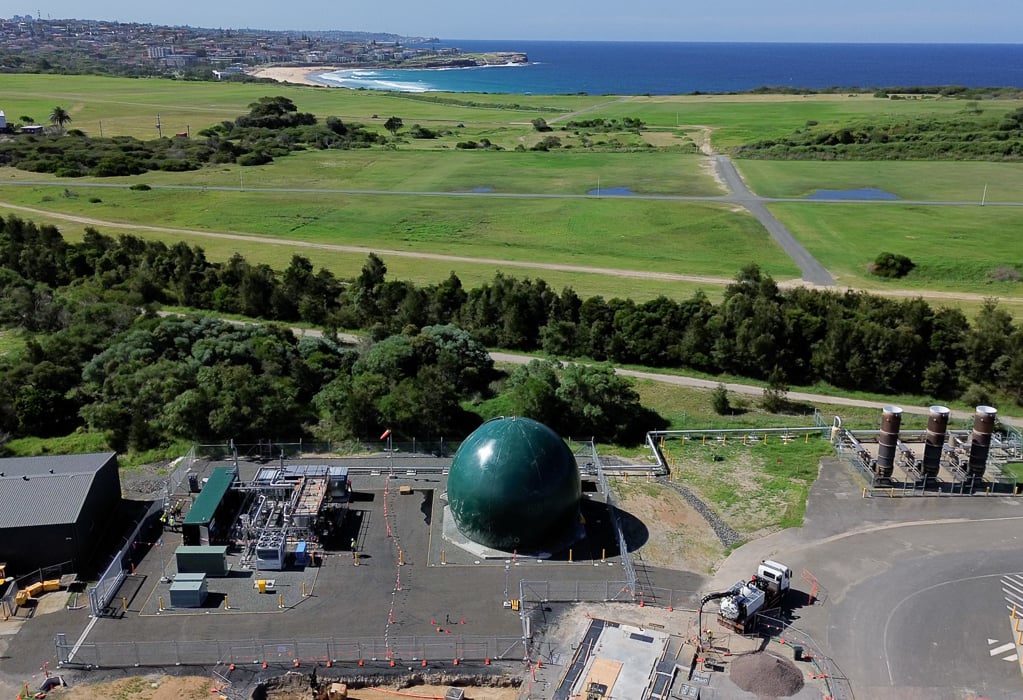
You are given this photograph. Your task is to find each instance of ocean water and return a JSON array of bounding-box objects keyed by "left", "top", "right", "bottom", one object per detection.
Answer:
[{"left": 315, "top": 41, "right": 1023, "bottom": 95}]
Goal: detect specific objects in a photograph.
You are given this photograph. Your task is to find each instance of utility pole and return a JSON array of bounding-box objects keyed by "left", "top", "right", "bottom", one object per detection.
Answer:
[{"left": 155, "top": 113, "right": 162, "bottom": 138}]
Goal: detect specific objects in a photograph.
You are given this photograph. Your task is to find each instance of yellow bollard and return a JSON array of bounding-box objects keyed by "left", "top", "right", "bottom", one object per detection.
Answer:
[
  {"left": 890, "top": 488, "right": 895, "bottom": 498},
  {"left": 1018, "top": 630, "right": 1022, "bottom": 646},
  {"left": 224, "top": 595, "right": 229, "bottom": 610},
  {"left": 1015, "top": 617, "right": 1020, "bottom": 632},
  {"left": 763, "top": 435, "right": 768, "bottom": 445},
  {"left": 986, "top": 487, "right": 991, "bottom": 496},
  {"left": 302, "top": 581, "right": 307, "bottom": 598},
  {"left": 601, "top": 548, "right": 606, "bottom": 563},
  {"left": 1014, "top": 603, "right": 1018, "bottom": 619},
  {"left": 441, "top": 550, "right": 447, "bottom": 565},
  {"left": 158, "top": 596, "right": 164, "bottom": 612},
  {"left": 569, "top": 549, "right": 573, "bottom": 563},
  {"left": 278, "top": 593, "right": 284, "bottom": 609},
  {"left": 862, "top": 487, "right": 867, "bottom": 498},
  {"left": 723, "top": 434, "right": 727, "bottom": 445},
  {"left": 354, "top": 551, "right": 360, "bottom": 567},
  {"left": 702, "top": 435, "right": 706, "bottom": 445},
  {"left": 624, "top": 472, "right": 628, "bottom": 482},
  {"left": 122, "top": 596, "right": 127, "bottom": 611},
  {"left": 398, "top": 549, "right": 405, "bottom": 566},
  {"left": 805, "top": 433, "right": 809, "bottom": 443}
]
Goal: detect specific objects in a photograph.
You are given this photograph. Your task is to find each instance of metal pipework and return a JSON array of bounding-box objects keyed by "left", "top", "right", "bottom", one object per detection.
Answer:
[
  {"left": 876, "top": 406, "right": 903, "bottom": 478},
  {"left": 968, "top": 405, "right": 998, "bottom": 478},
  {"left": 922, "top": 405, "right": 950, "bottom": 478}
]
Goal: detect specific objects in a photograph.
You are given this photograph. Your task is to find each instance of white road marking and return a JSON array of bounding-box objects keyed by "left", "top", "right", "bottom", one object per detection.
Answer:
[{"left": 989, "top": 642, "right": 1015, "bottom": 656}]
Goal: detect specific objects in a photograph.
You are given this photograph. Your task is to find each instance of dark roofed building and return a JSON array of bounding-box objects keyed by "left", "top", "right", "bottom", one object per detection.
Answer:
[{"left": 0, "top": 452, "right": 120, "bottom": 574}]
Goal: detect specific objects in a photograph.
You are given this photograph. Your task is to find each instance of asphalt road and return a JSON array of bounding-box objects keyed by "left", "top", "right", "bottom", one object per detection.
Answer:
[
  {"left": 713, "top": 458, "right": 1023, "bottom": 699},
  {"left": 713, "top": 155, "right": 836, "bottom": 286}
]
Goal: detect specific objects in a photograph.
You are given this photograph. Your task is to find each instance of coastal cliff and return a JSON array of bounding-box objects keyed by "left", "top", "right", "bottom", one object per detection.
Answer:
[{"left": 404, "top": 52, "right": 528, "bottom": 68}]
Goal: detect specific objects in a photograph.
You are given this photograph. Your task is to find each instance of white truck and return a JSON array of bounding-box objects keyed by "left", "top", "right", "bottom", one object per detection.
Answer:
[{"left": 716, "top": 560, "right": 792, "bottom": 633}]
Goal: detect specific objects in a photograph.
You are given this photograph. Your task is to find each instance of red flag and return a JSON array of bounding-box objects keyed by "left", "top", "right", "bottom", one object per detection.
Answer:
[{"left": 380, "top": 428, "right": 392, "bottom": 440}]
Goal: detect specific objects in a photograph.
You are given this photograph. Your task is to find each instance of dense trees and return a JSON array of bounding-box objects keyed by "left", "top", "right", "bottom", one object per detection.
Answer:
[
  {"left": 735, "top": 109, "right": 1023, "bottom": 160},
  {"left": 0, "top": 212, "right": 1021, "bottom": 453}
]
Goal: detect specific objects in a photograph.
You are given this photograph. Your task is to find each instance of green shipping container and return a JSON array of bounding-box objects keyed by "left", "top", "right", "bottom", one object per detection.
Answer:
[{"left": 175, "top": 545, "right": 229, "bottom": 577}]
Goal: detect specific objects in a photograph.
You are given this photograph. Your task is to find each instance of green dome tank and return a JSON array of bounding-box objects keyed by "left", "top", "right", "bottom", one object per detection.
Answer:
[{"left": 448, "top": 416, "right": 580, "bottom": 551}]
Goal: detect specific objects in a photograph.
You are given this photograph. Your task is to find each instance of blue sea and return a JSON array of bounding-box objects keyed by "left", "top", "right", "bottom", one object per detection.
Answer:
[{"left": 314, "top": 41, "right": 1023, "bottom": 95}]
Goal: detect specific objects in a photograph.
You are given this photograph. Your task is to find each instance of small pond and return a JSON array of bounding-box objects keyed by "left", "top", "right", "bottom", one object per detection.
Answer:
[
  {"left": 804, "top": 188, "right": 898, "bottom": 200},
  {"left": 587, "top": 186, "right": 635, "bottom": 196}
]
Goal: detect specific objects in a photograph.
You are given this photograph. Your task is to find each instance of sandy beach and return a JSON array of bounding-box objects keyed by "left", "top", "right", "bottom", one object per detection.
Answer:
[{"left": 248, "top": 66, "right": 335, "bottom": 86}]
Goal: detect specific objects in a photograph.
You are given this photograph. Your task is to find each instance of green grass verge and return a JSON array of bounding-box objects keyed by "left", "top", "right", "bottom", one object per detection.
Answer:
[
  {"left": 3, "top": 433, "right": 193, "bottom": 471},
  {"left": 663, "top": 437, "right": 829, "bottom": 535}
]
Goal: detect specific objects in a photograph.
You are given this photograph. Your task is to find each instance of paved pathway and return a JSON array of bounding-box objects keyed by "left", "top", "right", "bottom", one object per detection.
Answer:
[{"left": 713, "top": 155, "right": 835, "bottom": 285}]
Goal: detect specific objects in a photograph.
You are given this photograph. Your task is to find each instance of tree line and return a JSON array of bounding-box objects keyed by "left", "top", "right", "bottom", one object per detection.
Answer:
[
  {"left": 0, "top": 215, "right": 656, "bottom": 450},
  {"left": 0, "top": 213, "right": 1021, "bottom": 452}
]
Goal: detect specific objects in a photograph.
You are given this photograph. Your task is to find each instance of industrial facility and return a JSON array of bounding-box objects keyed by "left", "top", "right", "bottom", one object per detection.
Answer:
[
  {"left": 5, "top": 407, "right": 1019, "bottom": 700},
  {"left": 0, "top": 452, "right": 120, "bottom": 574},
  {"left": 179, "top": 461, "right": 351, "bottom": 572}
]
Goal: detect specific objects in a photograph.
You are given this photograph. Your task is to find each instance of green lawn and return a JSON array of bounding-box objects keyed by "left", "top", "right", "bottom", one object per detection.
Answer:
[
  {"left": 0, "top": 148, "right": 723, "bottom": 196},
  {"left": 0, "top": 184, "right": 799, "bottom": 280},
  {"left": 770, "top": 201, "right": 1023, "bottom": 294},
  {"left": 736, "top": 160, "right": 1023, "bottom": 201}
]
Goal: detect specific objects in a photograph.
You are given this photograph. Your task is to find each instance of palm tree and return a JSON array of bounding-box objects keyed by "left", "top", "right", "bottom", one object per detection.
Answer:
[{"left": 49, "top": 106, "right": 71, "bottom": 133}]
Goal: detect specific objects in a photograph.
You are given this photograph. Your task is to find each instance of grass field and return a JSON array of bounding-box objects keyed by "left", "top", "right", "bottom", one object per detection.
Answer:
[
  {"left": 0, "top": 74, "right": 608, "bottom": 138},
  {"left": 736, "top": 160, "right": 1023, "bottom": 201},
  {"left": 3, "top": 74, "right": 1023, "bottom": 313},
  {"left": 0, "top": 147, "right": 723, "bottom": 195},
  {"left": 586, "top": 93, "right": 1023, "bottom": 148},
  {"left": 0, "top": 182, "right": 800, "bottom": 278},
  {"left": 769, "top": 201, "right": 1023, "bottom": 293}
]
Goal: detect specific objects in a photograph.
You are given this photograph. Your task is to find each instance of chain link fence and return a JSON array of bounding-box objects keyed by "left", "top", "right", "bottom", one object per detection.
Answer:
[{"left": 57, "top": 634, "right": 526, "bottom": 669}]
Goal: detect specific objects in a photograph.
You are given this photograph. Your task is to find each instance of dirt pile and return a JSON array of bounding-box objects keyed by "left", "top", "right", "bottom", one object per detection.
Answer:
[{"left": 729, "top": 651, "right": 804, "bottom": 698}]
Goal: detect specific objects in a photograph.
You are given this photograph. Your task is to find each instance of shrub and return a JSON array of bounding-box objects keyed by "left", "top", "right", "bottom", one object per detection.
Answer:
[
  {"left": 129, "top": 183, "right": 151, "bottom": 191},
  {"left": 88, "top": 197, "right": 102, "bottom": 203},
  {"left": 711, "top": 383, "right": 731, "bottom": 415},
  {"left": 990, "top": 265, "right": 1022, "bottom": 282},
  {"left": 870, "top": 252, "right": 915, "bottom": 279},
  {"left": 238, "top": 151, "right": 272, "bottom": 166}
]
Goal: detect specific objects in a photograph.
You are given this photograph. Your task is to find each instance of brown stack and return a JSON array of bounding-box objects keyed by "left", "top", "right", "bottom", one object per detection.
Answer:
[
  {"left": 968, "top": 405, "right": 998, "bottom": 479},
  {"left": 922, "top": 406, "right": 950, "bottom": 478},
  {"left": 876, "top": 406, "right": 903, "bottom": 479}
]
